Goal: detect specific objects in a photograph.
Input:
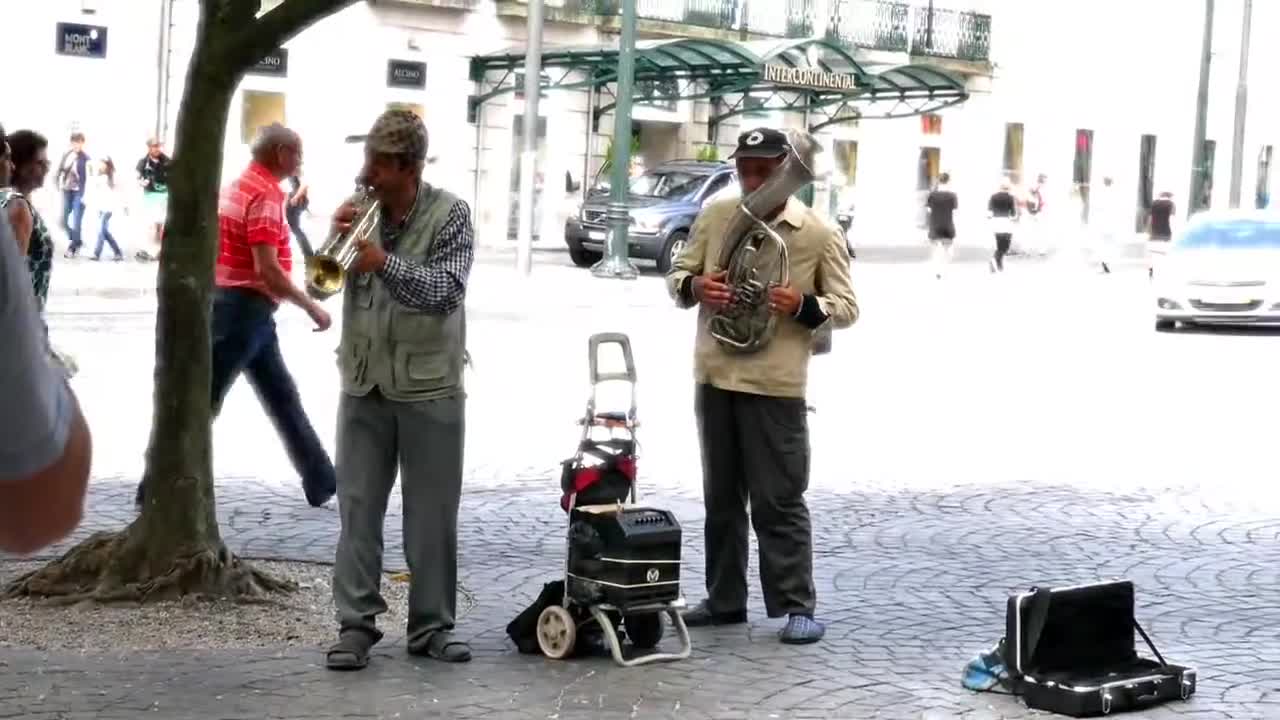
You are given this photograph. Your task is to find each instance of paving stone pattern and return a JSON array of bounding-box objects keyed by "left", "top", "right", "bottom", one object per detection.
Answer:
[{"left": 3, "top": 471, "right": 1274, "bottom": 719}]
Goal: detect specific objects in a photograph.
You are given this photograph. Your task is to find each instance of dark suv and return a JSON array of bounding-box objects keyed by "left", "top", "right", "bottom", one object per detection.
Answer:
[{"left": 564, "top": 160, "right": 736, "bottom": 273}]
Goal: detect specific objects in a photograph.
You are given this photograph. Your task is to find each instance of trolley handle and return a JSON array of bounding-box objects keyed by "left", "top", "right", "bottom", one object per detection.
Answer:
[{"left": 588, "top": 333, "right": 636, "bottom": 385}]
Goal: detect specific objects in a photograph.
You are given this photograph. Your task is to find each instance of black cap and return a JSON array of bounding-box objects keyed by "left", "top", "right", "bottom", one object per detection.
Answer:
[{"left": 729, "top": 127, "right": 790, "bottom": 160}]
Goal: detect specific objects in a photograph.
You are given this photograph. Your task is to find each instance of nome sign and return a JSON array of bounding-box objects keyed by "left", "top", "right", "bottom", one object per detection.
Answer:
[
  {"left": 762, "top": 64, "right": 860, "bottom": 92},
  {"left": 249, "top": 48, "right": 289, "bottom": 77},
  {"left": 387, "top": 60, "right": 427, "bottom": 89},
  {"left": 56, "top": 22, "right": 108, "bottom": 59}
]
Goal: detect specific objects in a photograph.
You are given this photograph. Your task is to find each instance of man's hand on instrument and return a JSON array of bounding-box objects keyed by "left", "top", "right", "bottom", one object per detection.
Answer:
[
  {"left": 692, "top": 270, "right": 731, "bottom": 309},
  {"left": 768, "top": 285, "right": 802, "bottom": 316},
  {"left": 331, "top": 201, "right": 357, "bottom": 235},
  {"left": 349, "top": 236, "right": 387, "bottom": 275}
]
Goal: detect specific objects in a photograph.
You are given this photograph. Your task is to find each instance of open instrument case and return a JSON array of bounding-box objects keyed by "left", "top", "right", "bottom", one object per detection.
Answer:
[{"left": 1005, "top": 580, "right": 1196, "bottom": 716}]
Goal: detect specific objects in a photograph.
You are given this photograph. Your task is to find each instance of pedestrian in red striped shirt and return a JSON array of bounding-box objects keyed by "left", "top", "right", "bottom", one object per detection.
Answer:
[{"left": 134, "top": 123, "right": 336, "bottom": 509}]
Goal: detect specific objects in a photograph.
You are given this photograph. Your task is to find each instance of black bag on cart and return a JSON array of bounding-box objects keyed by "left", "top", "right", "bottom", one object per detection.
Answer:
[{"left": 1004, "top": 580, "right": 1197, "bottom": 717}]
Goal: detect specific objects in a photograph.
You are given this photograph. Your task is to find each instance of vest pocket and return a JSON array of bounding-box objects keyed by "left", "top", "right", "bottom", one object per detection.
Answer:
[
  {"left": 394, "top": 345, "right": 453, "bottom": 392},
  {"left": 352, "top": 273, "right": 374, "bottom": 309},
  {"left": 339, "top": 335, "right": 371, "bottom": 386}
]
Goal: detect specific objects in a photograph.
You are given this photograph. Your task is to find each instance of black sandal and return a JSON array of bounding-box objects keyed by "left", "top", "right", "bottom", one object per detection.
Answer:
[
  {"left": 325, "top": 630, "right": 376, "bottom": 671},
  {"left": 412, "top": 631, "right": 472, "bottom": 663}
]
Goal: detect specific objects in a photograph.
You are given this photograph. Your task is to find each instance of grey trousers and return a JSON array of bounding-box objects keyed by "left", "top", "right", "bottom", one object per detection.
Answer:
[
  {"left": 694, "top": 383, "right": 815, "bottom": 618},
  {"left": 332, "top": 388, "right": 465, "bottom": 650}
]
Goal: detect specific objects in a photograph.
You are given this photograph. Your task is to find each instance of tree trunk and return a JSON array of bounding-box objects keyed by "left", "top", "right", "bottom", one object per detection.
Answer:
[{"left": 132, "top": 32, "right": 234, "bottom": 565}]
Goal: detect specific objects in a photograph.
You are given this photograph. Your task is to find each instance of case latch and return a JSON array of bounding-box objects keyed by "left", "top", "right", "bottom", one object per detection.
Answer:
[
  {"left": 1181, "top": 679, "right": 1192, "bottom": 700},
  {"left": 1101, "top": 690, "right": 1113, "bottom": 714}
]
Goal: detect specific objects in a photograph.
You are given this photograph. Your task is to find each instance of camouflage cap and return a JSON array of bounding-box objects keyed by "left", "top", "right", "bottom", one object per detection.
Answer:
[{"left": 352, "top": 108, "right": 428, "bottom": 162}]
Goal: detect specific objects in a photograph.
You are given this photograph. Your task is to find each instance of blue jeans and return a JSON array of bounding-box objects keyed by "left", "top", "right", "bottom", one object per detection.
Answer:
[
  {"left": 135, "top": 288, "right": 336, "bottom": 506},
  {"left": 62, "top": 190, "right": 85, "bottom": 253},
  {"left": 94, "top": 211, "right": 122, "bottom": 259}
]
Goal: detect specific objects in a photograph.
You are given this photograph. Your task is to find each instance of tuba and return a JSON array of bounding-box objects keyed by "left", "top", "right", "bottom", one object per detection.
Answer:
[
  {"left": 706, "top": 128, "right": 819, "bottom": 354},
  {"left": 305, "top": 185, "right": 381, "bottom": 301}
]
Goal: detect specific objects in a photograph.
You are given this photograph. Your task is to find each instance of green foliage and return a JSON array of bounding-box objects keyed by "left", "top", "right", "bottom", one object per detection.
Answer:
[
  {"left": 600, "top": 134, "right": 642, "bottom": 175},
  {"left": 695, "top": 144, "right": 720, "bottom": 162}
]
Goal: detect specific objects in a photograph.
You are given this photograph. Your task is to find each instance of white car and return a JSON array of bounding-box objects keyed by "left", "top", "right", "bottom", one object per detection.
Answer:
[{"left": 1153, "top": 210, "right": 1280, "bottom": 331}]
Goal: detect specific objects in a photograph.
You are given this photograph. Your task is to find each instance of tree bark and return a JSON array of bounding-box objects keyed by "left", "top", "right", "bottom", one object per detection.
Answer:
[{"left": 6, "top": 0, "right": 359, "bottom": 603}]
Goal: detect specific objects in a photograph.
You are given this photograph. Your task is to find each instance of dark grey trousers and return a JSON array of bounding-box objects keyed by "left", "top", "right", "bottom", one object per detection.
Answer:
[
  {"left": 332, "top": 389, "right": 465, "bottom": 650},
  {"left": 694, "top": 383, "right": 815, "bottom": 618}
]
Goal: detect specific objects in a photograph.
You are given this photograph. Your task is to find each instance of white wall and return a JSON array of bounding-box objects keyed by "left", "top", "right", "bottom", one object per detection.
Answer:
[{"left": 1, "top": 0, "right": 165, "bottom": 221}]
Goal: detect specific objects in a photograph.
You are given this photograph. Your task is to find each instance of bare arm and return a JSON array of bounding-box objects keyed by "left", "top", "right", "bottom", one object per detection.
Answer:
[
  {"left": 250, "top": 243, "right": 319, "bottom": 312},
  {"left": 0, "top": 400, "right": 92, "bottom": 555},
  {"left": 0, "top": 217, "right": 92, "bottom": 554},
  {"left": 7, "top": 201, "right": 32, "bottom": 256}
]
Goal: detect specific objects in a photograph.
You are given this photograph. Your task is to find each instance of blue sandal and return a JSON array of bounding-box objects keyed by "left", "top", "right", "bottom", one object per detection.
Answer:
[{"left": 780, "top": 614, "right": 826, "bottom": 644}]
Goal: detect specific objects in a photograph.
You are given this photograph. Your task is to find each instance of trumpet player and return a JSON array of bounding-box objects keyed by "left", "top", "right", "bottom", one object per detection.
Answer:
[
  {"left": 325, "top": 109, "right": 475, "bottom": 671},
  {"left": 666, "top": 127, "right": 858, "bottom": 644},
  {"left": 133, "top": 123, "right": 336, "bottom": 509}
]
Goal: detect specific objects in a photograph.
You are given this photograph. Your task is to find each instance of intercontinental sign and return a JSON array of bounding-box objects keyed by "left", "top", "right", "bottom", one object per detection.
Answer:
[{"left": 761, "top": 63, "right": 861, "bottom": 92}]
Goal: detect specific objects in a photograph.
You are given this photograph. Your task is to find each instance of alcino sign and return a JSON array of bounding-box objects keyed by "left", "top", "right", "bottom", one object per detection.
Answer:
[{"left": 761, "top": 64, "right": 861, "bottom": 92}]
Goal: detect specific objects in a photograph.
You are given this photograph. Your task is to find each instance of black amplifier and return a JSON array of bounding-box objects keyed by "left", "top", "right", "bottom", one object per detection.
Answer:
[{"left": 566, "top": 505, "right": 682, "bottom": 612}]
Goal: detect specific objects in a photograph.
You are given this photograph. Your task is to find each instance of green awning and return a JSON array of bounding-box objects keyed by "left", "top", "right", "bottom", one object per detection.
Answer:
[{"left": 468, "top": 37, "right": 968, "bottom": 129}]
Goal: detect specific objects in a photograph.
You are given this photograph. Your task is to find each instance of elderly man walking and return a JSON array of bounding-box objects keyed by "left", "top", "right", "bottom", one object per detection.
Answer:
[{"left": 134, "top": 124, "right": 335, "bottom": 509}]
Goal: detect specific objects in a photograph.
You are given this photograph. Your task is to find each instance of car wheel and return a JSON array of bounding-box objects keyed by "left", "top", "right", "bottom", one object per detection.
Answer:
[
  {"left": 1155, "top": 319, "right": 1176, "bottom": 332},
  {"left": 657, "top": 231, "right": 688, "bottom": 274},
  {"left": 569, "top": 245, "right": 602, "bottom": 268}
]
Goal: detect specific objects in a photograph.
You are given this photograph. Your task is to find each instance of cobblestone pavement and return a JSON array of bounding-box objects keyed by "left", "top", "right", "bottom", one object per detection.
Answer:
[{"left": 4, "top": 264, "right": 1278, "bottom": 719}]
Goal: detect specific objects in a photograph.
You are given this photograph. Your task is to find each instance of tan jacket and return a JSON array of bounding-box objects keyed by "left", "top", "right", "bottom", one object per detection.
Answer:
[{"left": 666, "top": 195, "right": 859, "bottom": 398}]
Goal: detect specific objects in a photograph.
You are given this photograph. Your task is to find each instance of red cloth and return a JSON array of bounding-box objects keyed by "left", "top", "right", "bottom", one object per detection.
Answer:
[{"left": 215, "top": 161, "right": 291, "bottom": 298}]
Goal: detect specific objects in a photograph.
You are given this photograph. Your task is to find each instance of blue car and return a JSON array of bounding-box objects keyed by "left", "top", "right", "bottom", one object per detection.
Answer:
[{"left": 564, "top": 160, "right": 737, "bottom": 273}]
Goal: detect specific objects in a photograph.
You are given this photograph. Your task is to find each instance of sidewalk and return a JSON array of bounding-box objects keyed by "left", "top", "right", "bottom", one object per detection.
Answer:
[{"left": 2, "top": 471, "right": 1256, "bottom": 720}]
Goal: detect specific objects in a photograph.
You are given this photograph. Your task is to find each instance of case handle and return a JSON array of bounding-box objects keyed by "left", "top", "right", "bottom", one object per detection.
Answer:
[{"left": 588, "top": 333, "right": 636, "bottom": 385}]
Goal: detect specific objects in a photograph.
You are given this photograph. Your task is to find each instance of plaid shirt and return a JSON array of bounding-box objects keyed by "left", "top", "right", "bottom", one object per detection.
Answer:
[{"left": 376, "top": 191, "right": 474, "bottom": 315}]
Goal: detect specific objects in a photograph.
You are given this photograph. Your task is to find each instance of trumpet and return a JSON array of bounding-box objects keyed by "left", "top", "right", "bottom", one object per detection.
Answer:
[{"left": 305, "top": 186, "right": 380, "bottom": 301}]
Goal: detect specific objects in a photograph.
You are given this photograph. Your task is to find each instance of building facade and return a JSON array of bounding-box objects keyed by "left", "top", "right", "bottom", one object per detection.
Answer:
[{"left": 3, "top": 0, "right": 1273, "bottom": 250}]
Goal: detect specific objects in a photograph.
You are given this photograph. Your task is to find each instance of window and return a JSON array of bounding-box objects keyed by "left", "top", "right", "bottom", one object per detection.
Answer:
[
  {"left": 921, "top": 113, "right": 942, "bottom": 135},
  {"left": 916, "top": 147, "right": 940, "bottom": 191},
  {"left": 833, "top": 140, "right": 858, "bottom": 188},
  {"left": 700, "top": 173, "right": 734, "bottom": 203},
  {"left": 1136, "top": 134, "right": 1157, "bottom": 232},
  {"left": 1073, "top": 129, "right": 1094, "bottom": 222},
  {"left": 387, "top": 102, "right": 424, "bottom": 120},
  {"left": 240, "top": 90, "right": 286, "bottom": 144},
  {"left": 508, "top": 114, "right": 548, "bottom": 238},
  {"left": 513, "top": 71, "right": 550, "bottom": 99},
  {"left": 1256, "top": 145, "right": 1273, "bottom": 209},
  {"left": 1175, "top": 218, "right": 1280, "bottom": 250},
  {"left": 1002, "top": 122, "right": 1024, "bottom": 184},
  {"left": 628, "top": 170, "right": 704, "bottom": 199}
]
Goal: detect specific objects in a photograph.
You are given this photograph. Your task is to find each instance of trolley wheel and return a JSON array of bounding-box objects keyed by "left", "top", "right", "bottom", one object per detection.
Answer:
[
  {"left": 625, "top": 612, "right": 665, "bottom": 650},
  {"left": 537, "top": 605, "right": 577, "bottom": 659}
]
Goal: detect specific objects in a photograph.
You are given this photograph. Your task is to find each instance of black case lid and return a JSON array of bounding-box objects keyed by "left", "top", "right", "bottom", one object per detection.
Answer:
[{"left": 1019, "top": 580, "right": 1139, "bottom": 674}]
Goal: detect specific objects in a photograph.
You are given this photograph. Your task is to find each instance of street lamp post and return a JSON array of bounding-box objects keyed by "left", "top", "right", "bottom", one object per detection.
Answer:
[
  {"left": 592, "top": 0, "right": 640, "bottom": 280},
  {"left": 1188, "top": 0, "right": 1214, "bottom": 215},
  {"left": 515, "top": 0, "right": 545, "bottom": 276},
  {"left": 1228, "top": 0, "right": 1253, "bottom": 209}
]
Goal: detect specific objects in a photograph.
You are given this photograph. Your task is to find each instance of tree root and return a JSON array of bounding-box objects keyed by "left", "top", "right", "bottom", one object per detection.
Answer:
[{"left": 3, "top": 529, "right": 297, "bottom": 604}]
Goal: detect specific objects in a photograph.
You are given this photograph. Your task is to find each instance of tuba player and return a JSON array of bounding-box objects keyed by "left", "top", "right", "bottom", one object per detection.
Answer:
[{"left": 665, "top": 127, "right": 858, "bottom": 644}]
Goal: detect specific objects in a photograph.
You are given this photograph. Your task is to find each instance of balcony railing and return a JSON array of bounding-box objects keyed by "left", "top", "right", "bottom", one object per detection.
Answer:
[
  {"left": 911, "top": 6, "right": 991, "bottom": 62},
  {"left": 827, "top": 0, "right": 909, "bottom": 52},
  {"left": 827, "top": 1, "right": 990, "bottom": 61},
  {"left": 539, "top": 0, "right": 990, "bottom": 63}
]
